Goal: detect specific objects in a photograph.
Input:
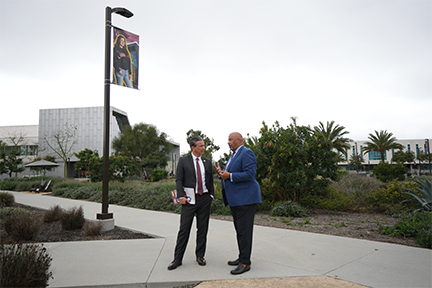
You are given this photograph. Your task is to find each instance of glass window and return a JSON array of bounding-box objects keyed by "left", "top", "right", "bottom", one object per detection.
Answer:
[{"left": 369, "top": 151, "right": 386, "bottom": 161}]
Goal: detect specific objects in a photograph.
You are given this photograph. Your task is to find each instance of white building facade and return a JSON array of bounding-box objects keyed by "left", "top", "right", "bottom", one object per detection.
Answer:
[
  {"left": 0, "top": 106, "right": 180, "bottom": 180},
  {"left": 339, "top": 139, "right": 431, "bottom": 173}
]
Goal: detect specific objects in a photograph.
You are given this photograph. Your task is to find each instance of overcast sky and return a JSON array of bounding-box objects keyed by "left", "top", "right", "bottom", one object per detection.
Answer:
[{"left": 0, "top": 0, "right": 430, "bottom": 159}]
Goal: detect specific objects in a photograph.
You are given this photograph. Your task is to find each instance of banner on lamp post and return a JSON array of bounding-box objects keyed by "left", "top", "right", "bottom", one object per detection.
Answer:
[{"left": 113, "top": 27, "right": 139, "bottom": 89}]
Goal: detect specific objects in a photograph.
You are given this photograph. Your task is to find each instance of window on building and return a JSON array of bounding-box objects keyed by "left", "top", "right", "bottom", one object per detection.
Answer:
[
  {"left": 407, "top": 144, "right": 410, "bottom": 152},
  {"left": 416, "top": 144, "right": 419, "bottom": 156},
  {"left": 369, "top": 151, "right": 386, "bottom": 161}
]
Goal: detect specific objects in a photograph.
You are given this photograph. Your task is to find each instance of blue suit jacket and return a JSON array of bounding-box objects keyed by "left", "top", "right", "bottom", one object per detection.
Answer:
[{"left": 222, "top": 146, "right": 262, "bottom": 207}]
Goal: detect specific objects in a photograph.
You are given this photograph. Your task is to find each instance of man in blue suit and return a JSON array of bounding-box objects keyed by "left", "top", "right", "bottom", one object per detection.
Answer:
[{"left": 216, "top": 132, "right": 262, "bottom": 275}]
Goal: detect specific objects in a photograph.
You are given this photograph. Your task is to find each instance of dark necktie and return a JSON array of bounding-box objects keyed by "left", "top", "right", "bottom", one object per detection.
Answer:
[{"left": 196, "top": 158, "right": 203, "bottom": 195}]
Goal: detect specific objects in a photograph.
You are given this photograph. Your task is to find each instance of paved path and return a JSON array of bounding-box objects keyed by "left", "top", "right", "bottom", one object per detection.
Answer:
[{"left": 6, "top": 191, "right": 432, "bottom": 288}]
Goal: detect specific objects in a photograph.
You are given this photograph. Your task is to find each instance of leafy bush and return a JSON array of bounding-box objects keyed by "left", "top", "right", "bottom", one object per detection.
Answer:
[
  {"left": 313, "top": 185, "right": 356, "bottom": 211},
  {"left": 258, "top": 178, "right": 282, "bottom": 208},
  {"left": 271, "top": 201, "right": 309, "bottom": 218},
  {"left": 402, "top": 177, "right": 432, "bottom": 212},
  {"left": 62, "top": 186, "right": 100, "bottom": 200},
  {"left": 53, "top": 187, "right": 68, "bottom": 196},
  {"left": 59, "top": 206, "right": 85, "bottom": 230},
  {"left": 373, "top": 162, "right": 407, "bottom": 182},
  {"left": 298, "top": 174, "right": 383, "bottom": 212},
  {"left": 0, "top": 243, "right": 53, "bottom": 287},
  {"left": 43, "top": 205, "right": 63, "bottom": 223},
  {"left": 0, "top": 192, "right": 14, "bottom": 207},
  {"left": 0, "top": 178, "right": 17, "bottom": 191},
  {"left": 151, "top": 169, "right": 168, "bottom": 182},
  {"left": 3, "top": 208, "right": 40, "bottom": 242},
  {"left": 0, "top": 207, "right": 25, "bottom": 222},
  {"left": 381, "top": 212, "right": 432, "bottom": 248},
  {"left": 366, "top": 181, "right": 421, "bottom": 214}
]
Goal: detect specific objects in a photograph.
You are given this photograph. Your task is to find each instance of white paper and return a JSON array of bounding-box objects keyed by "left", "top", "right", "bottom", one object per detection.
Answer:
[{"left": 183, "top": 187, "right": 196, "bottom": 205}]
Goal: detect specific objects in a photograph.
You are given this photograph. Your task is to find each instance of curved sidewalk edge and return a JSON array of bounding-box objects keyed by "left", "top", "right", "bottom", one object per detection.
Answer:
[{"left": 5, "top": 191, "right": 432, "bottom": 288}]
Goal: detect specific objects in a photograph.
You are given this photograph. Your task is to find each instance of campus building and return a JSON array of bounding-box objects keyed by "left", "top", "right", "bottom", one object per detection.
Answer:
[
  {"left": 338, "top": 139, "right": 431, "bottom": 173},
  {"left": 0, "top": 107, "right": 180, "bottom": 180}
]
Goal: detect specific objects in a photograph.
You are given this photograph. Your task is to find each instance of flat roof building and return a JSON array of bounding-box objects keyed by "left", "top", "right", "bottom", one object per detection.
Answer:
[{"left": 0, "top": 107, "right": 180, "bottom": 179}]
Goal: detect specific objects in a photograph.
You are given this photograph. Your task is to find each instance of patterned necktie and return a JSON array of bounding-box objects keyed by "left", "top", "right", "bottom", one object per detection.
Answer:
[{"left": 196, "top": 158, "right": 203, "bottom": 195}]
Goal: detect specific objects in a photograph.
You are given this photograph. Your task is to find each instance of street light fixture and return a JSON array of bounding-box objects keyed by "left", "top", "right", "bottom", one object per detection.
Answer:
[{"left": 97, "top": 6, "right": 134, "bottom": 220}]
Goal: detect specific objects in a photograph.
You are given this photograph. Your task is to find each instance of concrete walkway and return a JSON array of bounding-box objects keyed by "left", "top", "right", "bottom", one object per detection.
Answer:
[{"left": 6, "top": 191, "right": 432, "bottom": 288}]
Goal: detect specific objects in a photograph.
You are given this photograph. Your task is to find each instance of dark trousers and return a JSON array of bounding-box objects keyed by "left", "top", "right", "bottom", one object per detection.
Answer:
[
  {"left": 230, "top": 204, "right": 257, "bottom": 266},
  {"left": 174, "top": 193, "right": 212, "bottom": 261}
]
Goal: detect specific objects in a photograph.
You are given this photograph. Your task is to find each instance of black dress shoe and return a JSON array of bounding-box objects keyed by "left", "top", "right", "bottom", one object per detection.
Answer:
[
  {"left": 230, "top": 263, "right": 250, "bottom": 275},
  {"left": 227, "top": 259, "right": 239, "bottom": 266},
  {"left": 196, "top": 257, "right": 206, "bottom": 266},
  {"left": 167, "top": 259, "right": 182, "bottom": 270}
]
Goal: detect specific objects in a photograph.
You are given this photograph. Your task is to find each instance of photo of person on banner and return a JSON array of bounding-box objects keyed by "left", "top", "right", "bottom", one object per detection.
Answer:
[{"left": 113, "top": 34, "right": 133, "bottom": 88}]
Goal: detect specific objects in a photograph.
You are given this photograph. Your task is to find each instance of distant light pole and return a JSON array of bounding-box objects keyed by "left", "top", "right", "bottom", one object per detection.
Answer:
[
  {"left": 426, "top": 138, "right": 431, "bottom": 174},
  {"left": 355, "top": 142, "right": 359, "bottom": 173},
  {"left": 98, "top": 6, "right": 134, "bottom": 220}
]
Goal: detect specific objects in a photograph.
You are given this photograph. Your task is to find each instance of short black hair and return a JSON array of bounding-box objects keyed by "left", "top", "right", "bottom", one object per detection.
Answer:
[{"left": 189, "top": 136, "right": 203, "bottom": 148}]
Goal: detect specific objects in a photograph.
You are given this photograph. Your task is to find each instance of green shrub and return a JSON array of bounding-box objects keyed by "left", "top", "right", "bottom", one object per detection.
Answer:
[
  {"left": 382, "top": 212, "right": 432, "bottom": 248},
  {"left": 151, "top": 169, "right": 168, "bottom": 182},
  {"left": 316, "top": 186, "right": 356, "bottom": 211},
  {"left": 0, "top": 178, "right": 17, "bottom": 191},
  {"left": 271, "top": 201, "right": 309, "bottom": 218},
  {"left": 259, "top": 178, "right": 281, "bottom": 205},
  {"left": 53, "top": 187, "right": 68, "bottom": 196},
  {"left": 366, "top": 181, "right": 421, "bottom": 214},
  {"left": 402, "top": 177, "right": 432, "bottom": 212},
  {"left": 0, "top": 243, "right": 53, "bottom": 287},
  {"left": 373, "top": 162, "right": 407, "bottom": 182},
  {"left": 0, "top": 192, "right": 14, "bottom": 207},
  {"left": 59, "top": 206, "right": 85, "bottom": 230},
  {"left": 3, "top": 208, "right": 40, "bottom": 242},
  {"left": 62, "top": 186, "right": 99, "bottom": 200},
  {"left": 0, "top": 207, "right": 25, "bottom": 222}
]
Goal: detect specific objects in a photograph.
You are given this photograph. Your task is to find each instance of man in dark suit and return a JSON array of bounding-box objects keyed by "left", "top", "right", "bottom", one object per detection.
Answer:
[
  {"left": 168, "top": 136, "right": 214, "bottom": 270},
  {"left": 216, "top": 132, "right": 262, "bottom": 275}
]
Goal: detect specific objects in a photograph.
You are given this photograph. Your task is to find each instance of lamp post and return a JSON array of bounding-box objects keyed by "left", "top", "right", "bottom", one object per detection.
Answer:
[
  {"left": 426, "top": 138, "right": 431, "bottom": 174},
  {"left": 355, "top": 142, "right": 359, "bottom": 173},
  {"left": 97, "top": 6, "right": 133, "bottom": 220}
]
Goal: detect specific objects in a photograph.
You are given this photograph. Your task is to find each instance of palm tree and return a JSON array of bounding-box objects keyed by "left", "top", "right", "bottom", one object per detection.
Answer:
[
  {"left": 363, "top": 130, "right": 404, "bottom": 162},
  {"left": 313, "top": 120, "right": 351, "bottom": 157}
]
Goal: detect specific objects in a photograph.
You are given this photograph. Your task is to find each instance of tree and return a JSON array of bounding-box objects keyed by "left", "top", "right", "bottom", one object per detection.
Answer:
[
  {"left": 313, "top": 120, "right": 351, "bottom": 158},
  {"left": 0, "top": 140, "right": 7, "bottom": 176},
  {"left": 185, "top": 129, "right": 220, "bottom": 160},
  {"left": 74, "top": 149, "right": 99, "bottom": 178},
  {"left": 392, "top": 150, "right": 415, "bottom": 163},
  {"left": 362, "top": 130, "right": 404, "bottom": 162},
  {"left": 2, "top": 131, "right": 29, "bottom": 178},
  {"left": 3, "top": 147, "right": 24, "bottom": 178},
  {"left": 43, "top": 123, "right": 78, "bottom": 177},
  {"left": 112, "top": 123, "right": 172, "bottom": 178},
  {"left": 373, "top": 162, "right": 407, "bottom": 182},
  {"left": 250, "top": 120, "right": 339, "bottom": 203},
  {"left": 88, "top": 154, "right": 136, "bottom": 182},
  {"left": 348, "top": 153, "right": 365, "bottom": 171}
]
